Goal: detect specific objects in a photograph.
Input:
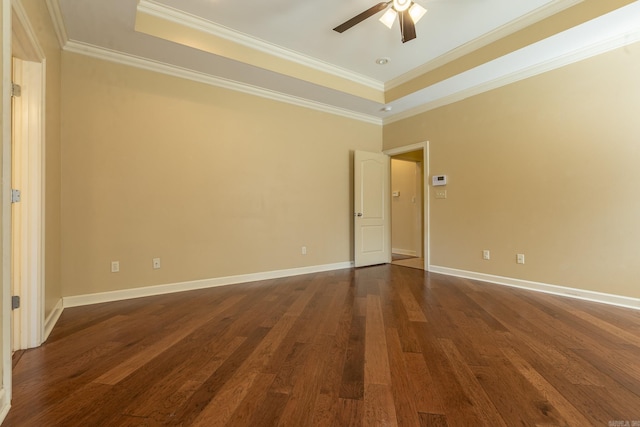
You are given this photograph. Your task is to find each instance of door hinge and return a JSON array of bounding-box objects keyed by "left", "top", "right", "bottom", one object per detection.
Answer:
[
  {"left": 11, "top": 189, "right": 21, "bottom": 203},
  {"left": 11, "top": 295, "right": 20, "bottom": 310},
  {"left": 11, "top": 83, "right": 21, "bottom": 98}
]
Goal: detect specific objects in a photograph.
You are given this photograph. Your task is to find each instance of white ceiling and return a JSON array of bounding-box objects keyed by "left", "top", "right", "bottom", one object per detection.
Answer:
[
  {"left": 55, "top": 0, "right": 640, "bottom": 122},
  {"left": 150, "top": 0, "right": 553, "bottom": 82}
]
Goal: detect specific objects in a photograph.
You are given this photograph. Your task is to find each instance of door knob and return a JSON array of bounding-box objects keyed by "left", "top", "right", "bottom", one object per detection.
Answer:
[{"left": 355, "top": 212, "right": 363, "bottom": 217}]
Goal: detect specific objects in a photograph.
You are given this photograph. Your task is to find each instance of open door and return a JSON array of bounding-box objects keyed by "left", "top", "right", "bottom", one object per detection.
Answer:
[
  {"left": 354, "top": 150, "right": 390, "bottom": 267},
  {"left": 11, "top": 56, "right": 44, "bottom": 350}
]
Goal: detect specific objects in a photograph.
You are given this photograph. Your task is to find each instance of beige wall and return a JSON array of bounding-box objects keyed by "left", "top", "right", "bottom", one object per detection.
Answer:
[
  {"left": 19, "top": 0, "right": 63, "bottom": 323},
  {"left": 391, "top": 159, "right": 420, "bottom": 256},
  {"left": 384, "top": 42, "right": 640, "bottom": 299},
  {"left": 61, "top": 52, "right": 381, "bottom": 297}
]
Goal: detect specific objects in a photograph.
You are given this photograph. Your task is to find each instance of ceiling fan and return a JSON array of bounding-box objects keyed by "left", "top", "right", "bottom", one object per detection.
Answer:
[{"left": 333, "top": 0, "right": 427, "bottom": 43}]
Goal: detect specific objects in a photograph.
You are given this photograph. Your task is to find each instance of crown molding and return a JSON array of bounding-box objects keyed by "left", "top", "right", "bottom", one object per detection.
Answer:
[
  {"left": 44, "top": 0, "right": 68, "bottom": 49},
  {"left": 137, "top": 0, "right": 384, "bottom": 93},
  {"left": 63, "top": 40, "right": 382, "bottom": 125},
  {"left": 384, "top": 23, "right": 640, "bottom": 125},
  {"left": 385, "top": 0, "right": 583, "bottom": 90}
]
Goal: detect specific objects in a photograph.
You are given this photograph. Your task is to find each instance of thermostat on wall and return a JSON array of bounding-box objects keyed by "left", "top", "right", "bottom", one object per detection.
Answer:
[{"left": 432, "top": 175, "right": 447, "bottom": 186}]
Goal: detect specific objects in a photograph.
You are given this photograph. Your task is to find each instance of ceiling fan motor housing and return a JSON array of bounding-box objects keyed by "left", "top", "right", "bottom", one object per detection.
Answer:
[{"left": 393, "top": 0, "right": 411, "bottom": 12}]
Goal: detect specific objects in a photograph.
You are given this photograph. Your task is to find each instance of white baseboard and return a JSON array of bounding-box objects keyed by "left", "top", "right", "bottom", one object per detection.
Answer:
[
  {"left": 63, "top": 261, "right": 354, "bottom": 308},
  {"left": 0, "top": 388, "right": 10, "bottom": 425},
  {"left": 429, "top": 265, "right": 640, "bottom": 310},
  {"left": 392, "top": 248, "right": 417, "bottom": 257},
  {"left": 43, "top": 298, "right": 64, "bottom": 342}
]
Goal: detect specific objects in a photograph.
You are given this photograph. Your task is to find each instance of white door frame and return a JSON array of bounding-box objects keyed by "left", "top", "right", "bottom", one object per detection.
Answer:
[
  {"left": 2, "top": 0, "right": 14, "bottom": 415},
  {"left": 384, "top": 142, "right": 429, "bottom": 271},
  {"left": 10, "top": 0, "right": 46, "bottom": 351}
]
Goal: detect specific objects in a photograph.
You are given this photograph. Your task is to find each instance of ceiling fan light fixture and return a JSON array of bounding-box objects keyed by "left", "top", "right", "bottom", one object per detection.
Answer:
[
  {"left": 379, "top": 8, "right": 397, "bottom": 29},
  {"left": 408, "top": 3, "right": 427, "bottom": 24},
  {"left": 393, "top": 0, "right": 411, "bottom": 12}
]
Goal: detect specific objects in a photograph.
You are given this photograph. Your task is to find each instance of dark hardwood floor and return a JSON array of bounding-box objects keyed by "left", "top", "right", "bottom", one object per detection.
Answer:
[{"left": 5, "top": 264, "right": 640, "bottom": 426}]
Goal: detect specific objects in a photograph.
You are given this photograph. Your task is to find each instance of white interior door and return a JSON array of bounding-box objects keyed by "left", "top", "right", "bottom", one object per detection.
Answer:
[
  {"left": 354, "top": 151, "right": 390, "bottom": 267},
  {"left": 11, "top": 57, "right": 44, "bottom": 350},
  {"left": 11, "top": 59, "right": 24, "bottom": 351}
]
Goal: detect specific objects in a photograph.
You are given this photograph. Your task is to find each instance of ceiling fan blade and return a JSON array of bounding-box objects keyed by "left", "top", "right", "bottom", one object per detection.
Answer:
[
  {"left": 399, "top": 9, "right": 416, "bottom": 43},
  {"left": 333, "top": 2, "right": 391, "bottom": 33}
]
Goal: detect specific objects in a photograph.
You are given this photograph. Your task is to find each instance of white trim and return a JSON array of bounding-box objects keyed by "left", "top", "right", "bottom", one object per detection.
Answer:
[
  {"left": 385, "top": 0, "right": 582, "bottom": 90},
  {"left": 63, "top": 41, "right": 382, "bottom": 126},
  {"left": 429, "top": 266, "right": 640, "bottom": 311},
  {"left": 392, "top": 249, "right": 417, "bottom": 257},
  {"left": 57, "top": 1, "right": 639, "bottom": 127},
  {"left": 383, "top": 141, "right": 429, "bottom": 271},
  {"left": 0, "top": 388, "right": 9, "bottom": 424},
  {"left": 44, "top": 0, "right": 67, "bottom": 48},
  {"left": 63, "top": 261, "right": 354, "bottom": 308},
  {"left": 137, "top": 0, "right": 384, "bottom": 92},
  {"left": 43, "top": 298, "right": 62, "bottom": 341},
  {"left": 384, "top": 142, "right": 426, "bottom": 157},
  {"left": 385, "top": 12, "right": 640, "bottom": 124},
  {"left": 2, "top": 0, "right": 13, "bottom": 411}
]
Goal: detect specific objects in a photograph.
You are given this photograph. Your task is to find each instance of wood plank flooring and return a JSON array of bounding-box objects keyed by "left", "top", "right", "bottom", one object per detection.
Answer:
[{"left": 5, "top": 264, "right": 640, "bottom": 426}]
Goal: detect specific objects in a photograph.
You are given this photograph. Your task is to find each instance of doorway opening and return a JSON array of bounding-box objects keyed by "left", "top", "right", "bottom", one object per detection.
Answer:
[
  {"left": 384, "top": 141, "right": 429, "bottom": 271},
  {"left": 390, "top": 150, "right": 424, "bottom": 270}
]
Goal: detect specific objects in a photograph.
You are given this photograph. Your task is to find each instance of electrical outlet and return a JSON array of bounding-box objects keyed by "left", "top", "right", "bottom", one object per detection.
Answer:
[
  {"left": 153, "top": 258, "right": 161, "bottom": 269},
  {"left": 111, "top": 261, "right": 120, "bottom": 273},
  {"left": 483, "top": 250, "right": 490, "bottom": 260},
  {"left": 301, "top": 246, "right": 307, "bottom": 255},
  {"left": 517, "top": 254, "right": 525, "bottom": 264}
]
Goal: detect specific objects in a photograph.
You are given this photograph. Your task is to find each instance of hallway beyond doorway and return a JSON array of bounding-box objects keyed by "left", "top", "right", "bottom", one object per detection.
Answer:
[{"left": 391, "top": 253, "right": 424, "bottom": 270}]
